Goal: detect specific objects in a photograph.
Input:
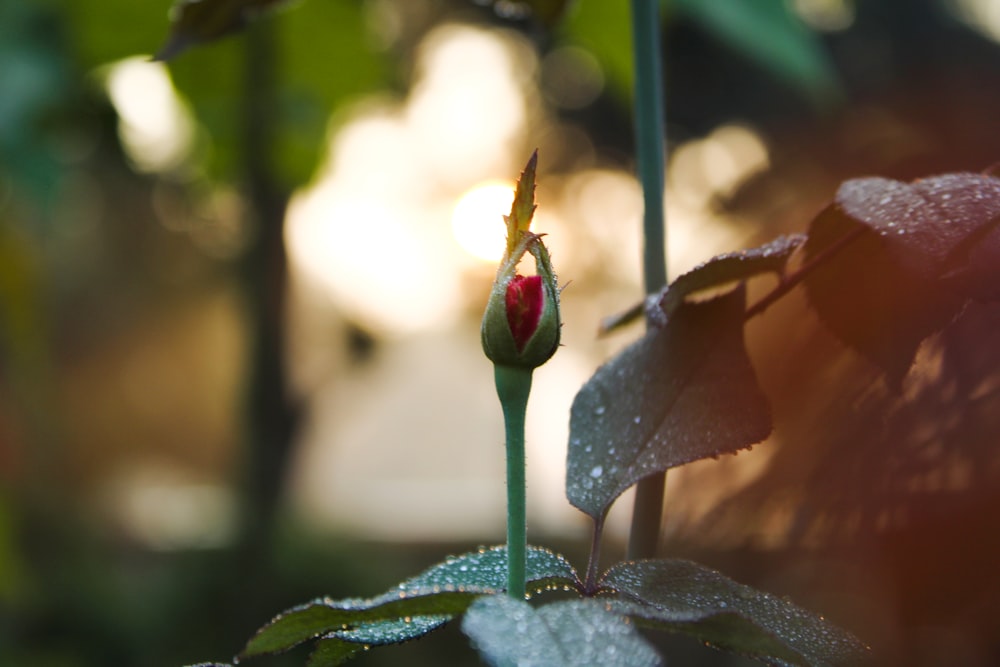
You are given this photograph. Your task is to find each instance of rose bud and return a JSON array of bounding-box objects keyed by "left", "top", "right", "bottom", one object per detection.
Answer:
[{"left": 481, "top": 152, "right": 561, "bottom": 369}]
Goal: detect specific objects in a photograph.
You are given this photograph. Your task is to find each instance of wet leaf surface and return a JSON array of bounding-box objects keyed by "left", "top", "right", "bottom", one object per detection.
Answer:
[
  {"left": 655, "top": 234, "right": 805, "bottom": 323},
  {"left": 462, "top": 596, "right": 661, "bottom": 667},
  {"left": 567, "top": 288, "right": 771, "bottom": 519},
  {"left": 804, "top": 172, "right": 1000, "bottom": 386},
  {"left": 238, "top": 545, "right": 578, "bottom": 660},
  {"left": 602, "top": 559, "right": 870, "bottom": 666}
]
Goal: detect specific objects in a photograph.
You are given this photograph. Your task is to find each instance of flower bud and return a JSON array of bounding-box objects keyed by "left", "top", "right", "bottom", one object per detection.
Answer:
[{"left": 481, "top": 152, "right": 561, "bottom": 369}]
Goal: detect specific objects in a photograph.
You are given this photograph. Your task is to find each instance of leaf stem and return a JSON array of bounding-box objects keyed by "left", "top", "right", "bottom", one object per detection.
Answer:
[
  {"left": 743, "top": 225, "right": 865, "bottom": 321},
  {"left": 584, "top": 514, "right": 606, "bottom": 595},
  {"left": 628, "top": 0, "right": 668, "bottom": 561},
  {"left": 494, "top": 364, "right": 533, "bottom": 599}
]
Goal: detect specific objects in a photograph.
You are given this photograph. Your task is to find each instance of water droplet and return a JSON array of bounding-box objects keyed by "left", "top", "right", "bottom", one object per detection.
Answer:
[
  {"left": 632, "top": 415, "right": 642, "bottom": 424},
  {"left": 594, "top": 405, "right": 606, "bottom": 416},
  {"left": 879, "top": 195, "right": 892, "bottom": 205},
  {"left": 590, "top": 465, "right": 603, "bottom": 478}
]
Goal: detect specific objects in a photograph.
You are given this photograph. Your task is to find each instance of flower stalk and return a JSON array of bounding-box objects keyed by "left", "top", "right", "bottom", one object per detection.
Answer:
[
  {"left": 627, "top": 0, "right": 668, "bottom": 561},
  {"left": 481, "top": 151, "right": 561, "bottom": 599},
  {"left": 494, "top": 364, "right": 531, "bottom": 599}
]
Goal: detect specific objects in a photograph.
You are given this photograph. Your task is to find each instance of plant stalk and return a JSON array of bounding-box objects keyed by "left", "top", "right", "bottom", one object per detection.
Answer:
[
  {"left": 494, "top": 364, "right": 533, "bottom": 599},
  {"left": 628, "top": 0, "right": 668, "bottom": 560}
]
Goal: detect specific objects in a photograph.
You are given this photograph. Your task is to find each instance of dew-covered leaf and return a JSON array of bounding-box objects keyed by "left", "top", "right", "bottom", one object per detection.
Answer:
[
  {"left": 304, "top": 614, "right": 453, "bottom": 666},
  {"left": 305, "top": 638, "right": 359, "bottom": 667},
  {"left": 601, "top": 559, "right": 870, "bottom": 666},
  {"left": 156, "top": 0, "right": 289, "bottom": 60},
  {"left": 238, "top": 545, "right": 578, "bottom": 659},
  {"left": 567, "top": 288, "right": 771, "bottom": 520},
  {"left": 804, "top": 172, "right": 1000, "bottom": 386},
  {"left": 600, "top": 235, "right": 803, "bottom": 335},
  {"left": 304, "top": 616, "right": 448, "bottom": 667},
  {"left": 834, "top": 173, "right": 1000, "bottom": 302},
  {"left": 656, "top": 235, "right": 805, "bottom": 323},
  {"left": 462, "top": 595, "right": 661, "bottom": 667}
]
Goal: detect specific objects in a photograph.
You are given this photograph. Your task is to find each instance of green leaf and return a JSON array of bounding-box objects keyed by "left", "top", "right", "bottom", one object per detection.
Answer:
[
  {"left": 0, "top": 0, "right": 75, "bottom": 208},
  {"left": 567, "top": 287, "right": 771, "bottom": 520},
  {"left": 462, "top": 596, "right": 661, "bottom": 667},
  {"left": 156, "top": 0, "right": 289, "bottom": 60},
  {"left": 56, "top": 0, "right": 173, "bottom": 66},
  {"left": 804, "top": 172, "right": 1000, "bottom": 386},
  {"left": 559, "top": 0, "right": 634, "bottom": 99},
  {"left": 239, "top": 545, "right": 578, "bottom": 659},
  {"left": 602, "top": 559, "right": 870, "bottom": 666},
  {"left": 166, "top": 0, "right": 388, "bottom": 187},
  {"left": 305, "top": 639, "right": 359, "bottom": 667},
  {"left": 671, "top": 0, "right": 841, "bottom": 107}
]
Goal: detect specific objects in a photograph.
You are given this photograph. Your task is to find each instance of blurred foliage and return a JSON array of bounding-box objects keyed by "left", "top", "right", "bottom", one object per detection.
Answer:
[
  {"left": 164, "top": 0, "right": 389, "bottom": 187},
  {"left": 560, "top": 0, "right": 839, "bottom": 109}
]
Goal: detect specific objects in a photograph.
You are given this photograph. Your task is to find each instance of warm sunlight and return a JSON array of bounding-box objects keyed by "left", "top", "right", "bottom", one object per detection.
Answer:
[
  {"left": 450, "top": 181, "right": 515, "bottom": 262},
  {"left": 104, "top": 57, "right": 194, "bottom": 172}
]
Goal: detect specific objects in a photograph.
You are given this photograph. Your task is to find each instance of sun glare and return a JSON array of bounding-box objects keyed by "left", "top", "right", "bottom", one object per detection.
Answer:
[
  {"left": 105, "top": 57, "right": 194, "bottom": 172},
  {"left": 451, "top": 181, "right": 515, "bottom": 262}
]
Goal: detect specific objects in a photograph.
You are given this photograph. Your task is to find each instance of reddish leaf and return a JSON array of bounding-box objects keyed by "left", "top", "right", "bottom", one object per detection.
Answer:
[{"left": 804, "top": 172, "right": 1000, "bottom": 386}]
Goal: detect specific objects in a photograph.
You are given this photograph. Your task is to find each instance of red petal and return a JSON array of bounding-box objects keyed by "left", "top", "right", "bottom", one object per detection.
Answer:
[{"left": 506, "top": 274, "right": 544, "bottom": 352}]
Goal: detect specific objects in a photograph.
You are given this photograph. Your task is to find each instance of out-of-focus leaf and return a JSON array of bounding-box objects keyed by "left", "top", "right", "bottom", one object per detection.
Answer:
[
  {"left": 804, "top": 172, "right": 1000, "bottom": 386},
  {"left": 0, "top": 0, "right": 74, "bottom": 206},
  {"left": 566, "top": 287, "right": 771, "bottom": 520},
  {"left": 671, "top": 0, "right": 841, "bottom": 106},
  {"left": 166, "top": 0, "right": 387, "bottom": 186},
  {"left": 602, "top": 559, "right": 870, "bottom": 666},
  {"left": 55, "top": 0, "right": 171, "bottom": 66},
  {"left": 462, "top": 596, "right": 661, "bottom": 667},
  {"left": 560, "top": 0, "right": 633, "bottom": 98},
  {"left": 478, "top": 0, "right": 576, "bottom": 28},
  {"left": 239, "top": 545, "right": 578, "bottom": 659},
  {"left": 156, "top": 0, "right": 289, "bottom": 60}
]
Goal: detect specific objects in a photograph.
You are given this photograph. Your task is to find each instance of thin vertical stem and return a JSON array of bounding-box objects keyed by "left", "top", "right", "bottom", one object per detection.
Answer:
[
  {"left": 494, "top": 364, "right": 533, "bottom": 599},
  {"left": 628, "top": 0, "right": 668, "bottom": 560},
  {"left": 584, "top": 514, "right": 606, "bottom": 594},
  {"left": 240, "top": 19, "right": 296, "bottom": 550}
]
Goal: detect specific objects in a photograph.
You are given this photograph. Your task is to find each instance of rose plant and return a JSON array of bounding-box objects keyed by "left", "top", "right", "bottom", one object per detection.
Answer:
[{"left": 165, "top": 2, "right": 1000, "bottom": 666}]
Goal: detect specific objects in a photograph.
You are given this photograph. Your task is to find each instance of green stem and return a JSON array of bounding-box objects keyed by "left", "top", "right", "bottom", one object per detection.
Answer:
[
  {"left": 494, "top": 364, "right": 533, "bottom": 599},
  {"left": 628, "top": 0, "right": 668, "bottom": 561}
]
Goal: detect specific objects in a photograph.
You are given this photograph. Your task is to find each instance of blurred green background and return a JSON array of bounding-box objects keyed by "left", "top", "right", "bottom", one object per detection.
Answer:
[{"left": 2, "top": 0, "right": 1000, "bottom": 664}]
